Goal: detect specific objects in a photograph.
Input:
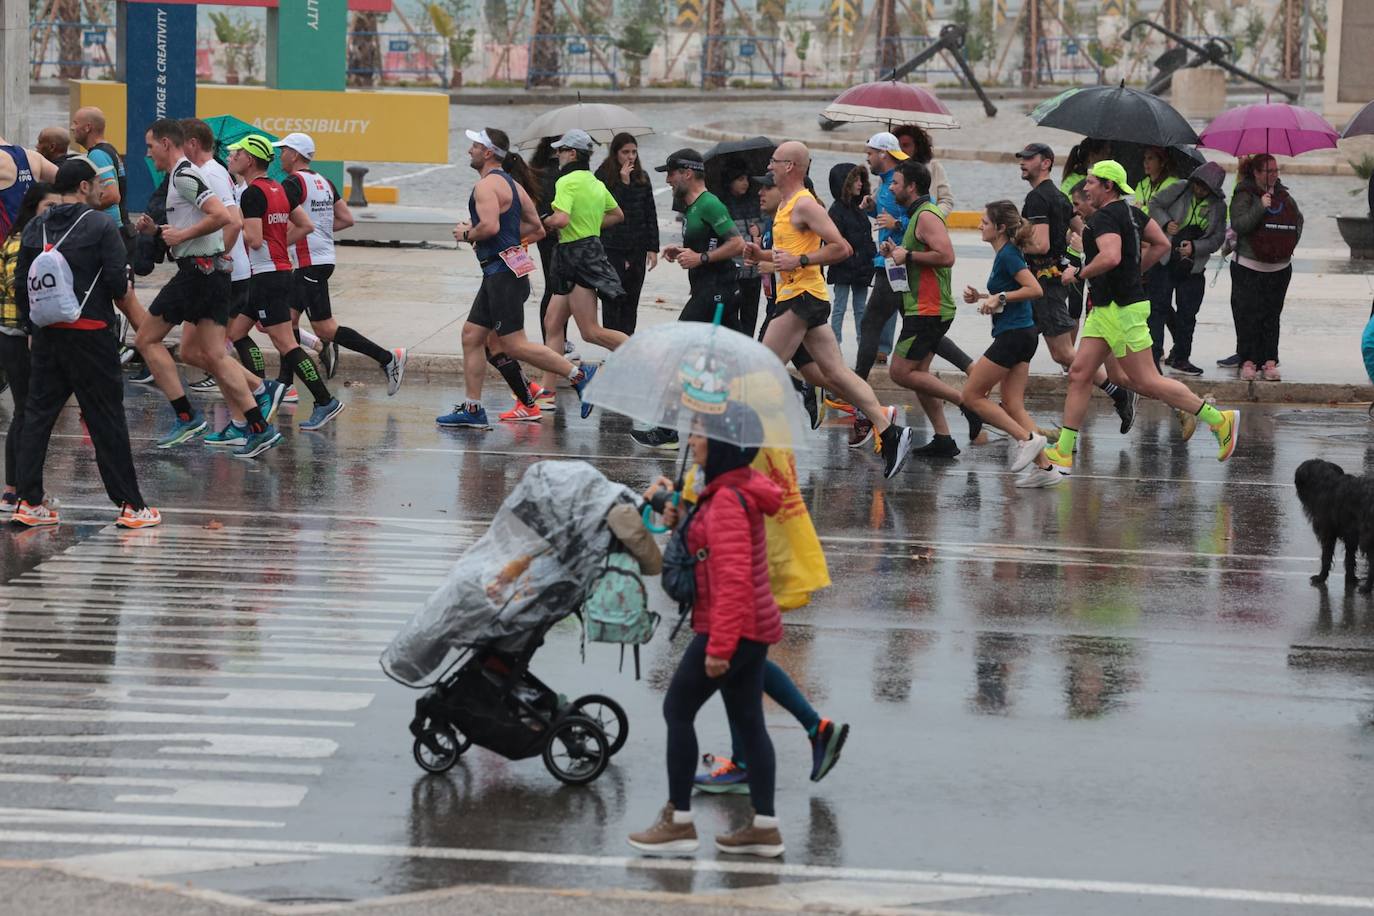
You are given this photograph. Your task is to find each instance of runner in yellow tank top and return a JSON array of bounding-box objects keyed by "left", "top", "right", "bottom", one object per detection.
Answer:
[{"left": 744, "top": 140, "right": 916, "bottom": 480}]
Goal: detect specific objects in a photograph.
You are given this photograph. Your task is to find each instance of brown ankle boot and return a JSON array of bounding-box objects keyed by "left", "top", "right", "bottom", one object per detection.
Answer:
[
  {"left": 627, "top": 803, "right": 699, "bottom": 855},
  {"left": 714, "top": 810, "right": 784, "bottom": 858}
]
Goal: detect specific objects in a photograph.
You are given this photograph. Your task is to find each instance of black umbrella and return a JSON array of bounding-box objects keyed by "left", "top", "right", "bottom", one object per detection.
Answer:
[
  {"left": 703, "top": 136, "right": 774, "bottom": 198},
  {"left": 1030, "top": 82, "right": 1199, "bottom": 148},
  {"left": 1110, "top": 141, "right": 1207, "bottom": 186}
]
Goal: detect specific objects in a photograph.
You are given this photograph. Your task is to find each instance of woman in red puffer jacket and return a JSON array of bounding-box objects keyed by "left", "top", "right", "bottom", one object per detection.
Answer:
[{"left": 628, "top": 402, "right": 786, "bottom": 860}]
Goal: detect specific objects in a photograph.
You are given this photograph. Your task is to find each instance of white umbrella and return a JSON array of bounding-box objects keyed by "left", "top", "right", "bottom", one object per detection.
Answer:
[{"left": 516, "top": 102, "right": 653, "bottom": 150}]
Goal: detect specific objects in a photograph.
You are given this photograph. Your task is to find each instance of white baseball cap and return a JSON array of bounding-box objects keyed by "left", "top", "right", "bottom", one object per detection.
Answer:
[
  {"left": 464, "top": 128, "right": 508, "bottom": 158},
  {"left": 271, "top": 132, "right": 315, "bottom": 159},
  {"left": 551, "top": 128, "right": 594, "bottom": 152},
  {"left": 866, "top": 131, "right": 909, "bottom": 161}
]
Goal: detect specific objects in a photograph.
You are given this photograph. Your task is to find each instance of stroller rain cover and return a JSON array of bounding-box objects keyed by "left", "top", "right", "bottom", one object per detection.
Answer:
[{"left": 381, "top": 460, "right": 637, "bottom": 686}]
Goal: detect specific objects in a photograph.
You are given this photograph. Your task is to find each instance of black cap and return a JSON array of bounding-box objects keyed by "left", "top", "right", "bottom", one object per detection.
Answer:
[
  {"left": 1015, "top": 142, "right": 1054, "bottom": 161},
  {"left": 654, "top": 148, "right": 705, "bottom": 173},
  {"left": 54, "top": 155, "right": 97, "bottom": 193},
  {"left": 751, "top": 173, "right": 775, "bottom": 188}
]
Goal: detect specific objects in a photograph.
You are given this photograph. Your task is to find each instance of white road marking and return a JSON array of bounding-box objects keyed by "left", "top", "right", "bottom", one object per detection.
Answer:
[
  {"left": 0, "top": 705, "right": 355, "bottom": 728},
  {"left": 0, "top": 662, "right": 381, "bottom": 684},
  {"left": 0, "top": 808, "right": 282, "bottom": 828},
  {"left": 0, "top": 773, "right": 307, "bottom": 808},
  {"left": 43, "top": 849, "right": 317, "bottom": 879},
  {"left": 0, "top": 754, "right": 321, "bottom": 777},
  {"left": 377, "top": 163, "right": 456, "bottom": 183},
  {"left": 0, "top": 684, "right": 374, "bottom": 712},
  {"left": 0, "top": 831, "right": 1368, "bottom": 910},
  {"left": 0, "top": 734, "right": 339, "bottom": 758},
  {"left": 0, "top": 647, "right": 382, "bottom": 672}
]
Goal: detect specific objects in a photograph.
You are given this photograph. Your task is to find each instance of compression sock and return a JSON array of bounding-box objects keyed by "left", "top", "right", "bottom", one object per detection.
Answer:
[
  {"left": 170, "top": 396, "right": 194, "bottom": 422},
  {"left": 285, "top": 347, "right": 332, "bottom": 406},
  {"left": 233, "top": 338, "right": 266, "bottom": 378},
  {"left": 1197, "top": 402, "right": 1225, "bottom": 428},
  {"left": 1055, "top": 426, "right": 1078, "bottom": 455},
  {"left": 487, "top": 350, "right": 534, "bottom": 406},
  {"left": 333, "top": 326, "right": 392, "bottom": 367},
  {"left": 276, "top": 330, "right": 303, "bottom": 386},
  {"left": 1099, "top": 380, "right": 1122, "bottom": 398},
  {"left": 244, "top": 406, "right": 267, "bottom": 434}
]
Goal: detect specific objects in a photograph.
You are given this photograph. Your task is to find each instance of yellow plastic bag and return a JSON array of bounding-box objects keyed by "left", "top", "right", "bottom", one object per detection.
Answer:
[{"left": 682, "top": 448, "right": 829, "bottom": 610}]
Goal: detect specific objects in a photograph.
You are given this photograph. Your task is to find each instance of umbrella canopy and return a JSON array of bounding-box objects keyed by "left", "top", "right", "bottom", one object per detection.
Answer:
[
  {"left": 1110, "top": 141, "right": 1208, "bottom": 187},
  {"left": 1340, "top": 99, "right": 1374, "bottom": 139},
  {"left": 203, "top": 115, "right": 288, "bottom": 183},
  {"left": 703, "top": 136, "right": 774, "bottom": 198},
  {"left": 515, "top": 102, "right": 653, "bottom": 150},
  {"left": 1198, "top": 102, "right": 1339, "bottom": 157},
  {"left": 821, "top": 81, "right": 959, "bottom": 130},
  {"left": 1030, "top": 83, "right": 1199, "bottom": 147},
  {"left": 583, "top": 320, "right": 811, "bottom": 450}
]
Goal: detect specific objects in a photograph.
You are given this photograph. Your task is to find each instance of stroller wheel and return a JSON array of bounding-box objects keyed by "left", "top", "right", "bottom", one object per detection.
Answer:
[
  {"left": 543, "top": 714, "right": 609, "bottom": 785},
  {"left": 413, "top": 725, "right": 466, "bottom": 774},
  {"left": 571, "top": 694, "right": 629, "bottom": 756}
]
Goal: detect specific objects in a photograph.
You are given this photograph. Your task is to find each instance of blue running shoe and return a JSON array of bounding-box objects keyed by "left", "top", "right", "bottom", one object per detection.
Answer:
[
  {"left": 692, "top": 754, "right": 749, "bottom": 795},
  {"left": 300, "top": 398, "right": 345, "bottom": 431},
  {"left": 436, "top": 404, "right": 491, "bottom": 429},
  {"left": 233, "top": 426, "right": 282, "bottom": 459},
  {"left": 575, "top": 364, "right": 598, "bottom": 419},
  {"left": 258, "top": 379, "right": 286, "bottom": 424},
  {"left": 809, "top": 718, "right": 849, "bottom": 783},
  {"left": 204, "top": 422, "right": 248, "bottom": 448},
  {"left": 156, "top": 413, "right": 207, "bottom": 449}
]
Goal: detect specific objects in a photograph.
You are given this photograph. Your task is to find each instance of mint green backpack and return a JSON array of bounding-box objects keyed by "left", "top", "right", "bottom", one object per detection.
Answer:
[{"left": 583, "top": 550, "right": 659, "bottom": 677}]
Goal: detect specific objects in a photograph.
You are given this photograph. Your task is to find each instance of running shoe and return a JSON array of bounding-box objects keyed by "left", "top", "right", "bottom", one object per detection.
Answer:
[
  {"left": 1016, "top": 466, "right": 1063, "bottom": 488},
  {"left": 1170, "top": 359, "right": 1204, "bottom": 377},
  {"left": 1043, "top": 445, "right": 1073, "bottom": 475},
  {"left": 714, "top": 813, "right": 784, "bottom": 859},
  {"left": 630, "top": 426, "right": 679, "bottom": 450},
  {"left": 322, "top": 340, "right": 341, "bottom": 379},
  {"left": 912, "top": 434, "right": 960, "bottom": 458},
  {"left": 1177, "top": 408, "right": 1198, "bottom": 442},
  {"left": 565, "top": 340, "right": 582, "bottom": 365},
  {"left": 234, "top": 426, "right": 283, "bottom": 459},
  {"left": 1212, "top": 409, "right": 1240, "bottom": 463},
  {"left": 115, "top": 504, "right": 161, "bottom": 529},
  {"left": 188, "top": 375, "right": 219, "bottom": 393},
  {"left": 848, "top": 412, "right": 874, "bottom": 449},
  {"left": 204, "top": 422, "right": 248, "bottom": 448},
  {"left": 156, "top": 413, "right": 207, "bottom": 449},
  {"left": 300, "top": 398, "right": 345, "bottom": 431},
  {"left": 627, "top": 803, "right": 699, "bottom": 856},
  {"left": 823, "top": 394, "right": 855, "bottom": 414},
  {"left": 801, "top": 383, "right": 819, "bottom": 431},
  {"left": 257, "top": 379, "right": 287, "bottom": 424},
  {"left": 1217, "top": 353, "right": 1242, "bottom": 368},
  {"left": 282, "top": 385, "right": 300, "bottom": 404},
  {"left": 1240, "top": 361, "right": 1258, "bottom": 381},
  {"left": 1261, "top": 360, "right": 1280, "bottom": 381},
  {"left": 877, "top": 423, "right": 914, "bottom": 479},
  {"left": 118, "top": 344, "right": 137, "bottom": 365},
  {"left": 128, "top": 365, "right": 155, "bottom": 385},
  {"left": 1010, "top": 432, "right": 1047, "bottom": 473},
  {"left": 1163, "top": 348, "right": 1177, "bottom": 368},
  {"left": 694, "top": 754, "right": 750, "bottom": 794},
  {"left": 0, "top": 491, "right": 16, "bottom": 513},
  {"left": 385, "top": 348, "right": 408, "bottom": 396},
  {"left": 499, "top": 402, "right": 543, "bottom": 422},
  {"left": 12, "top": 498, "right": 59, "bottom": 527},
  {"left": 809, "top": 720, "right": 849, "bottom": 782},
  {"left": 436, "top": 404, "right": 491, "bottom": 429},
  {"left": 961, "top": 405, "right": 984, "bottom": 443},
  {"left": 573, "top": 363, "right": 599, "bottom": 418},
  {"left": 529, "top": 383, "right": 556, "bottom": 412},
  {"left": 1114, "top": 389, "right": 1138, "bottom": 435}
]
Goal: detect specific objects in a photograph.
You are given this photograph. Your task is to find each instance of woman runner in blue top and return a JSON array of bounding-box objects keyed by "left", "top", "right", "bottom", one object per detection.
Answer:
[{"left": 958, "top": 200, "right": 1061, "bottom": 487}]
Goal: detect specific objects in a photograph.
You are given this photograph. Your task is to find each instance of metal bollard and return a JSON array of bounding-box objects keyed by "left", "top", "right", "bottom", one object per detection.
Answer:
[{"left": 346, "top": 165, "right": 369, "bottom": 208}]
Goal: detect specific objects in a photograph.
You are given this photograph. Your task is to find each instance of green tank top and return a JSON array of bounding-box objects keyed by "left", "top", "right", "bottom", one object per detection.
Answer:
[{"left": 901, "top": 199, "right": 954, "bottom": 319}]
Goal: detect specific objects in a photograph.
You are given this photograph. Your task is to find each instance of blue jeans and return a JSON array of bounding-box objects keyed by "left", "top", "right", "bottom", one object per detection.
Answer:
[{"left": 830, "top": 284, "right": 869, "bottom": 345}]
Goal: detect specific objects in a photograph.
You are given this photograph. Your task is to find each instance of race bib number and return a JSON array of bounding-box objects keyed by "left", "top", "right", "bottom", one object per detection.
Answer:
[{"left": 499, "top": 246, "right": 536, "bottom": 278}]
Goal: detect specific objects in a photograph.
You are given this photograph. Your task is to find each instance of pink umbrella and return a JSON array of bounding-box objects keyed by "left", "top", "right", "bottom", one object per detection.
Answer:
[
  {"left": 1198, "top": 102, "right": 1339, "bottom": 157},
  {"left": 821, "top": 81, "right": 959, "bottom": 130}
]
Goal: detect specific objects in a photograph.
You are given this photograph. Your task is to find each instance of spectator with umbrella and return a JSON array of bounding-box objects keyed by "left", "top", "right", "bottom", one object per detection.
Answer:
[
  {"left": 1147, "top": 162, "right": 1227, "bottom": 376},
  {"left": 1227, "top": 154, "right": 1303, "bottom": 381},
  {"left": 596, "top": 132, "right": 659, "bottom": 336},
  {"left": 704, "top": 138, "right": 774, "bottom": 338}
]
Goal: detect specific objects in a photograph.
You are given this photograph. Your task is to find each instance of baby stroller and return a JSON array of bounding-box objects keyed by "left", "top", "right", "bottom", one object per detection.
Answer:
[{"left": 380, "top": 461, "right": 644, "bottom": 785}]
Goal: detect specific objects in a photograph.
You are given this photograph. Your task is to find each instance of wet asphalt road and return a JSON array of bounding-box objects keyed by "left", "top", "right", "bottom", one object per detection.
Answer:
[{"left": 2, "top": 376, "right": 1374, "bottom": 914}]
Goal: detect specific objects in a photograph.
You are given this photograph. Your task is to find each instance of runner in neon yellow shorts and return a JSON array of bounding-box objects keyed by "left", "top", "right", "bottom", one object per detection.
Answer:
[{"left": 1081, "top": 298, "right": 1152, "bottom": 358}]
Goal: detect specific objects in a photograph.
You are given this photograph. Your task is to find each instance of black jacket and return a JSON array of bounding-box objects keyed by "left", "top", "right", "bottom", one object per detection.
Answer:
[
  {"left": 601, "top": 176, "right": 659, "bottom": 253},
  {"left": 826, "top": 163, "right": 877, "bottom": 287},
  {"left": 16, "top": 202, "right": 129, "bottom": 330}
]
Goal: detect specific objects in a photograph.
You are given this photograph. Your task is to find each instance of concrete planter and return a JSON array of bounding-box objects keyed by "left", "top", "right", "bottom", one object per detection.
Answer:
[{"left": 1336, "top": 215, "right": 1374, "bottom": 259}]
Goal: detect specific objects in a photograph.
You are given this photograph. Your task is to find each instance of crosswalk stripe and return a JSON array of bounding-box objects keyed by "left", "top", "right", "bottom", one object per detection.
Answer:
[
  {"left": 0, "top": 773, "right": 308, "bottom": 808},
  {"left": 0, "top": 704, "right": 356, "bottom": 728},
  {"left": 0, "top": 684, "right": 374, "bottom": 712},
  {"left": 0, "top": 662, "right": 381, "bottom": 684},
  {"left": 0, "top": 733, "right": 339, "bottom": 757},
  {"left": 0, "top": 754, "right": 322, "bottom": 776},
  {"left": 0, "top": 808, "right": 284, "bottom": 829}
]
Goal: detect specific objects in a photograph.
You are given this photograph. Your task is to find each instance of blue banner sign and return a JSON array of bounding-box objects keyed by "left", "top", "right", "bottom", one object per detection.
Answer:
[{"left": 124, "top": 1, "right": 197, "bottom": 211}]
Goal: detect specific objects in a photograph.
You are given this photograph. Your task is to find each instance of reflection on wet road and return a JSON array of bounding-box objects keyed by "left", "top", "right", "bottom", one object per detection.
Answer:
[{"left": 2, "top": 381, "right": 1374, "bottom": 914}]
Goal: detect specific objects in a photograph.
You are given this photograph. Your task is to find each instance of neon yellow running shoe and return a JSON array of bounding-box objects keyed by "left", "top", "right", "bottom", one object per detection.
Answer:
[
  {"left": 1043, "top": 445, "right": 1073, "bottom": 476},
  {"left": 1212, "top": 408, "right": 1240, "bottom": 462}
]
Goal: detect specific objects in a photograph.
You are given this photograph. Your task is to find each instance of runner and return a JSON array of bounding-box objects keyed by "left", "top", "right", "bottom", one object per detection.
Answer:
[
  {"left": 538, "top": 129, "right": 627, "bottom": 412},
  {"left": 956, "top": 200, "right": 1062, "bottom": 488},
  {"left": 877, "top": 160, "right": 985, "bottom": 459},
  {"left": 437, "top": 127, "right": 596, "bottom": 429},
  {"left": 745, "top": 141, "right": 915, "bottom": 479},
  {"left": 226, "top": 134, "right": 345, "bottom": 432},
  {"left": 1046, "top": 161, "right": 1240, "bottom": 474},
  {"left": 132, "top": 119, "right": 283, "bottom": 459},
  {"left": 0, "top": 133, "right": 57, "bottom": 240},
  {"left": 630, "top": 149, "right": 745, "bottom": 450},
  {"left": 1016, "top": 142, "right": 1139, "bottom": 436},
  {"left": 275, "top": 132, "right": 408, "bottom": 395},
  {"left": 35, "top": 127, "right": 70, "bottom": 166}
]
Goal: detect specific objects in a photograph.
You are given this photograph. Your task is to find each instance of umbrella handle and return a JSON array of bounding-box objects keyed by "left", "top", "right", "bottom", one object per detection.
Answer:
[
  {"left": 641, "top": 492, "right": 679, "bottom": 534},
  {"left": 713, "top": 301, "right": 724, "bottom": 327}
]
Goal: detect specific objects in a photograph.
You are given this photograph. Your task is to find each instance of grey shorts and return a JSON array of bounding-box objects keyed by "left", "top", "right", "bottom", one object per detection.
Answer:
[{"left": 1032, "top": 279, "right": 1076, "bottom": 338}]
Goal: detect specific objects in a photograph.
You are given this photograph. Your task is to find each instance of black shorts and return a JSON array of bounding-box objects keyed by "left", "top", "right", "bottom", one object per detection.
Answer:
[
  {"left": 549, "top": 237, "right": 625, "bottom": 299},
  {"left": 468, "top": 269, "right": 531, "bottom": 336},
  {"left": 758, "top": 297, "right": 813, "bottom": 369},
  {"left": 229, "top": 278, "right": 251, "bottom": 318},
  {"left": 293, "top": 264, "right": 335, "bottom": 322},
  {"left": 893, "top": 315, "right": 952, "bottom": 362},
  {"left": 775, "top": 291, "right": 830, "bottom": 329},
  {"left": 246, "top": 271, "right": 294, "bottom": 327},
  {"left": 983, "top": 326, "right": 1040, "bottom": 369},
  {"left": 680, "top": 275, "right": 738, "bottom": 324},
  {"left": 148, "top": 262, "right": 231, "bottom": 326},
  {"left": 1031, "top": 279, "right": 1076, "bottom": 338}
]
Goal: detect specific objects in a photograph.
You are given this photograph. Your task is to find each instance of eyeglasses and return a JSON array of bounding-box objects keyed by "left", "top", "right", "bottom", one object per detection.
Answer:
[{"left": 768, "top": 157, "right": 794, "bottom": 165}]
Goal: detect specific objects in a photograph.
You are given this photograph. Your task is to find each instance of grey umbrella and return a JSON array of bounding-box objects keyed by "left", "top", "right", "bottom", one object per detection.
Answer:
[
  {"left": 515, "top": 102, "right": 653, "bottom": 150},
  {"left": 1340, "top": 99, "right": 1374, "bottom": 139}
]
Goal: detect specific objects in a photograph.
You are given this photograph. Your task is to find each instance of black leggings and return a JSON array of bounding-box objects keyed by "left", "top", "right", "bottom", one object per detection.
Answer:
[
  {"left": 664, "top": 633, "right": 774, "bottom": 816},
  {"left": 0, "top": 333, "right": 30, "bottom": 487}
]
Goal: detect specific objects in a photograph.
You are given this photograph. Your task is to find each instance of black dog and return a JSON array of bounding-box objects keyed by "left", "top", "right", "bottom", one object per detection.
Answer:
[{"left": 1294, "top": 459, "right": 1374, "bottom": 591}]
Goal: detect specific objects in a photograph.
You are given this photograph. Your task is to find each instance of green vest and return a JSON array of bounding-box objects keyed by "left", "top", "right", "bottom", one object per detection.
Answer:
[{"left": 901, "top": 200, "right": 955, "bottom": 319}]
